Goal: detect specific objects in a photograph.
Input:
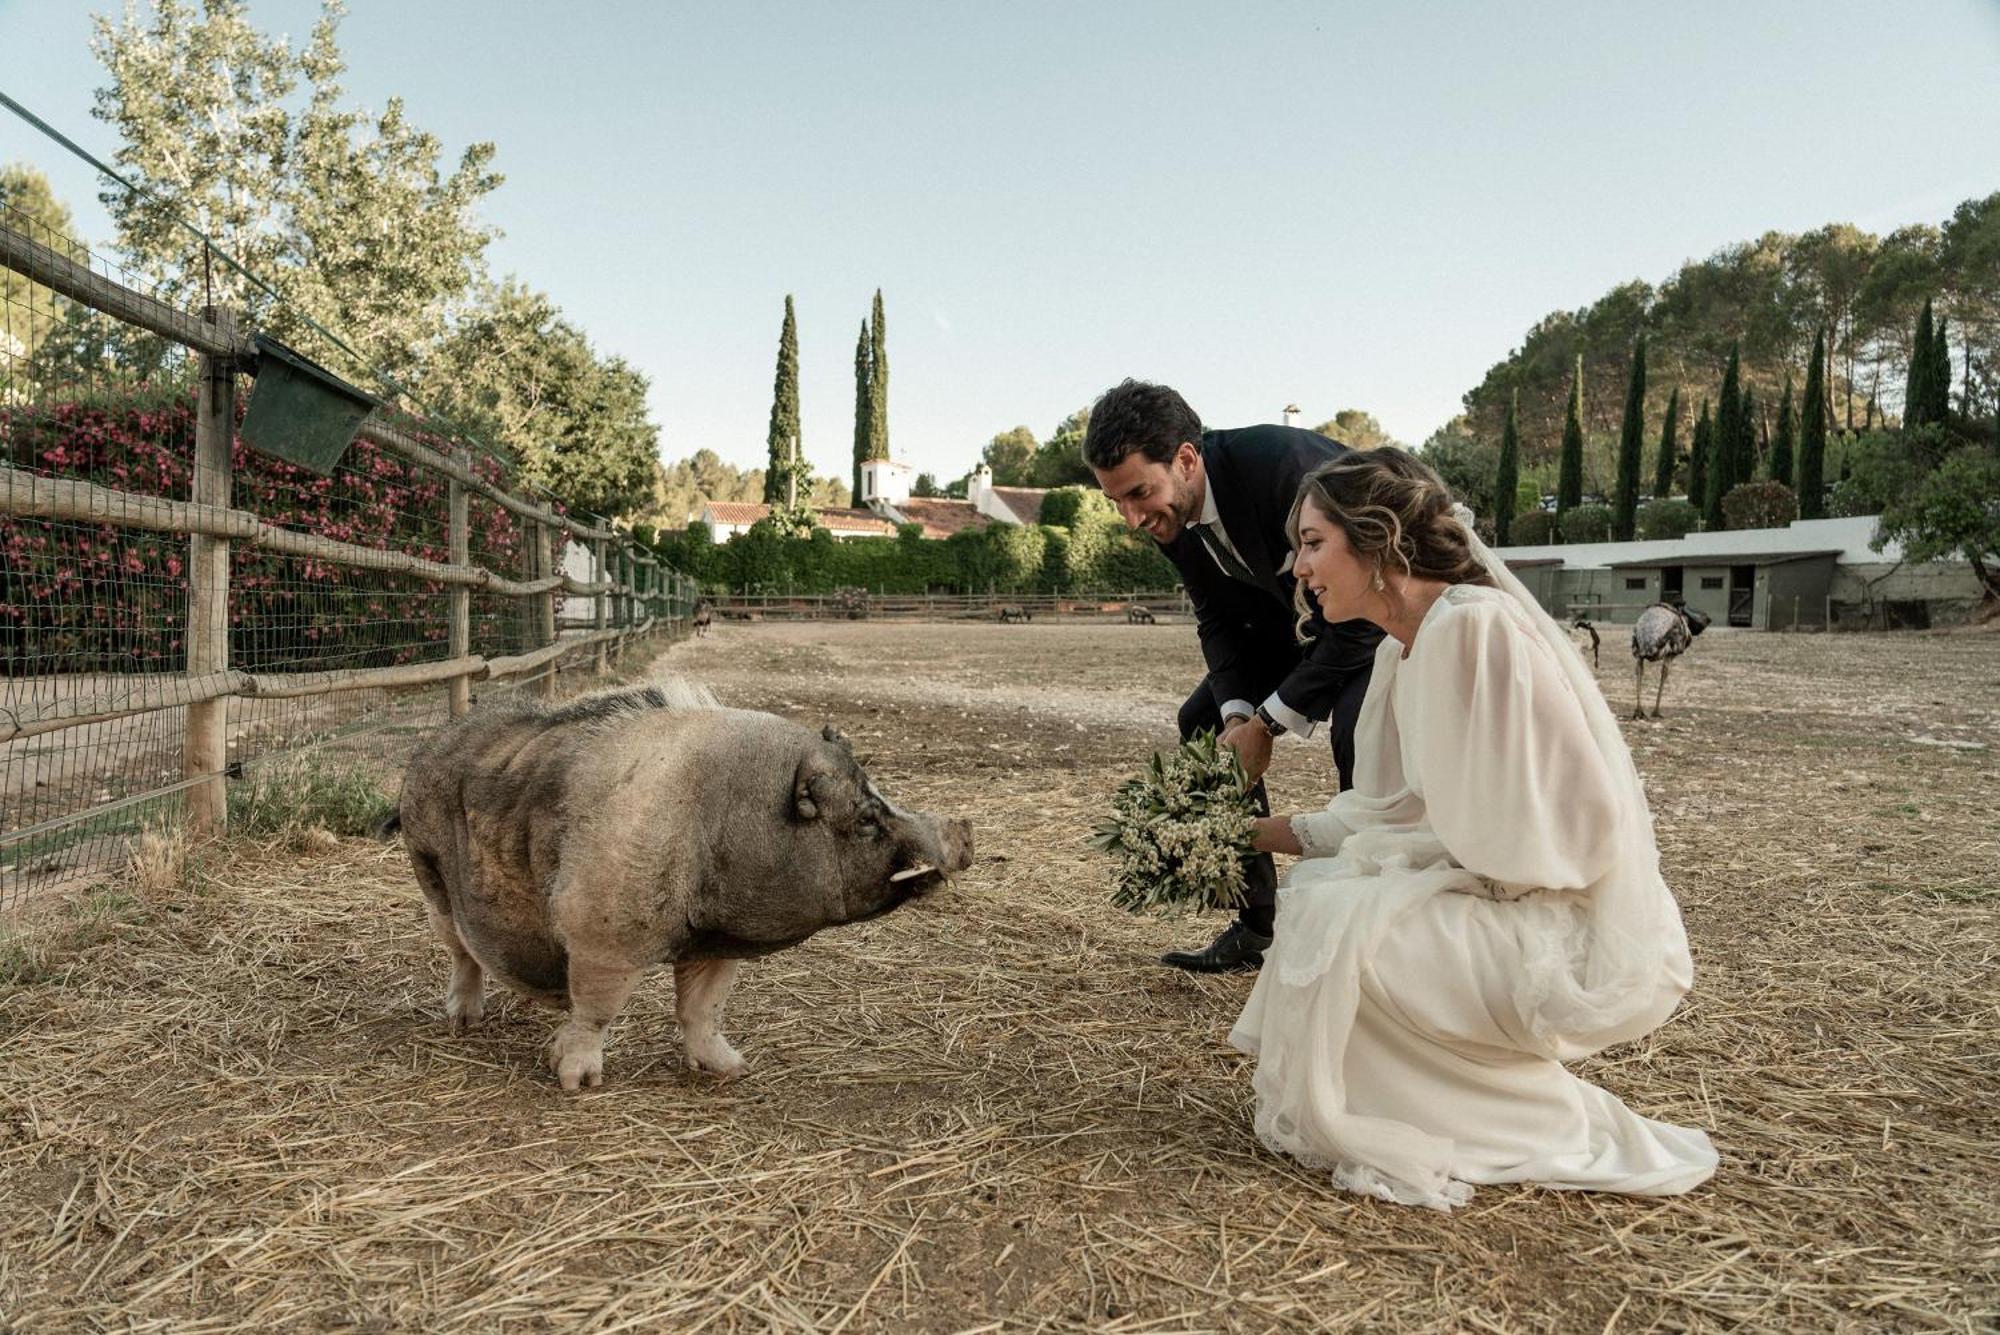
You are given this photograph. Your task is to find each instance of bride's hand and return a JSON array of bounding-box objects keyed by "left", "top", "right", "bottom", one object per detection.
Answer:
[{"left": 1252, "top": 816, "right": 1302, "bottom": 856}]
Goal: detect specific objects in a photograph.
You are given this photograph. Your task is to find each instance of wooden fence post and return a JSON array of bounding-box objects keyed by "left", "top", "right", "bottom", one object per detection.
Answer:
[
  {"left": 184, "top": 306, "right": 236, "bottom": 836},
  {"left": 535, "top": 522, "right": 556, "bottom": 695},
  {"left": 593, "top": 536, "right": 608, "bottom": 675},
  {"left": 448, "top": 447, "right": 471, "bottom": 717}
]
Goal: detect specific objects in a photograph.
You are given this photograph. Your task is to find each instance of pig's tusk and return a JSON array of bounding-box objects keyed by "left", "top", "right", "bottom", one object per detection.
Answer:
[{"left": 889, "top": 863, "right": 937, "bottom": 883}]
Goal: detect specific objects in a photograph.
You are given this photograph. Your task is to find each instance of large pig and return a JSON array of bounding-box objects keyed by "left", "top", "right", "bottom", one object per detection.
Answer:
[{"left": 387, "top": 679, "right": 973, "bottom": 1090}]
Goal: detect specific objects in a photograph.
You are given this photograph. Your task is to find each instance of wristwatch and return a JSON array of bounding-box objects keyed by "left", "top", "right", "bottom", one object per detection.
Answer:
[{"left": 1253, "top": 704, "right": 1288, "bottom": 737}]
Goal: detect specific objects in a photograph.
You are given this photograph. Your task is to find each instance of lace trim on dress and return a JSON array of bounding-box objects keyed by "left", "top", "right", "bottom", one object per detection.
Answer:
[{"left": 1291, "top": 813, "right": 1334, "bottom": 857}]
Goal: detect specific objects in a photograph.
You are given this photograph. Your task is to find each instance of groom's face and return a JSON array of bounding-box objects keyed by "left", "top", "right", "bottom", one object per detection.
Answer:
[{"left": 1090, "top": 442, "right": 1204, "bottom": 544}]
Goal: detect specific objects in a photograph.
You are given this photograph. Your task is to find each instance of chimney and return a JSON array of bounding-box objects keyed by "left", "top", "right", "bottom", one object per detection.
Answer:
[{"left": 1282, "top": 403, "right": 1302, "bottom": 429}]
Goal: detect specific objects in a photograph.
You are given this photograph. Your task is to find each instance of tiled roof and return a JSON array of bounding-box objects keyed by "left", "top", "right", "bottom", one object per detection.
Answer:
[
  {"left": 700, "top": 501, "right": 897, "bottom": 536},
  {"left": 990, "top": 486, "right": 1047, "bottom": 524},
  {"left": 893, "top": 498, "right": 995, "bottom": 539},
  {"left": 702, "top": 501, "right": 771, "bottom": 526}
]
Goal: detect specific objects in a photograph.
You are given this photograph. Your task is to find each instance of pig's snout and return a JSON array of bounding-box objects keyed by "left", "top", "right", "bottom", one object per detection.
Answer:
[{"left": 939, "top": 818, "right": 973, "bottom": 874}]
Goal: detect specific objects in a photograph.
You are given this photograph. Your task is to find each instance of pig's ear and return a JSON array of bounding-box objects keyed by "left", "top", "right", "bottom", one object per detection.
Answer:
[
  {"left": 820, "top": 723, "right": 853, "bottom": 753},
  {"left": 793, "top": 753, "right": 834, "bottom": 820}
]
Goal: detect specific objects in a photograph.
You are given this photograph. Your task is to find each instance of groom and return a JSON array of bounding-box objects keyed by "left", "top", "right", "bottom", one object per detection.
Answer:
[{"left": 1083, "top": 379, "right": 1384, "bottom": 973}]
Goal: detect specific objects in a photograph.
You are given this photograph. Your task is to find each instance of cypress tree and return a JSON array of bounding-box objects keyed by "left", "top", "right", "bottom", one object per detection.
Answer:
[
  {"left": 1905, "top": 298, "right": 1934, "bottom": 428},
  {"left": 1738, "top": 385, "right": 1759, "bottom": 490},
  {"left": 1770, "top": 374, "right": 1796, "bottom": 487},
  {"left": 764, "top": 295, "right": 802, "bottom": 507},
  {"left": 1799, "top": 328, "right": 1828, "bottom": 518},
  {"left": 1706, "top": 346, "right": 1742, "bottom": 528},
  {"left": 1613, "top": 337, "right": 1647, "bottom": 540},
  {"left": 1653, "top": 385, "right": 1680, "bottom": 501},
  {"left": 868, "top": 289, "right": 889, "bottom": 463},
  {"left": 850, "top": 319, "right": 873, "bottom": 507},
  {"left": 1555, "top": 353, "right": 1585, "bottom": 537},
  {"left": 1930, "top": 315, "right": 1953, "bottom": 424},
  {"left": 1494, "top": 389, "right": 1521, "bottom": 545},
  {"left": 1688, "top": 400, "right": 1713, "bottom": 525}
]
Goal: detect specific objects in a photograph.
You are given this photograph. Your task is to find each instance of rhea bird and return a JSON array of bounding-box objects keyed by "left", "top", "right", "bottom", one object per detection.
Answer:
[{"left": 1630, "top": 601, "right": 1711, "bottom": 719}]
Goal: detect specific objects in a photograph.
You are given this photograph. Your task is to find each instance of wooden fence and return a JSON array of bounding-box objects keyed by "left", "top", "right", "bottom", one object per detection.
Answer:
[{"left": 0, "top": 218, "right": 692, "bottom": 870}]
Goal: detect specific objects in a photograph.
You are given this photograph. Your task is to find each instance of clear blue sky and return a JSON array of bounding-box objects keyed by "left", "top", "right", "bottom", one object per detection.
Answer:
[{"left": 4, "top": 1, "right": 1998, "bottom": 484}]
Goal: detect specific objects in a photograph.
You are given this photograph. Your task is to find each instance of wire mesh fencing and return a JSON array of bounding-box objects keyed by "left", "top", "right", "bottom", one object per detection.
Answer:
[{"left": 1, "top": 197, "right": 694, "bottom": 914}]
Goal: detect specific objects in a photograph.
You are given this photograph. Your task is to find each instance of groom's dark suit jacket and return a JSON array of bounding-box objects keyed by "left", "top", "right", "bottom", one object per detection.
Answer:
[{"left": 1164, "top": 424, "right": 1385, "bottom": 724}]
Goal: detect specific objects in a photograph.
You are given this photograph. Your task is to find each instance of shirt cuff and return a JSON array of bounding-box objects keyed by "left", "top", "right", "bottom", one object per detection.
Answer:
[
  {"left": 1219, "top": 698, "right": 1255, "bottom": 725},
  {"left": 1260, "top": 692, "right": 1317, "bottom": 739}
]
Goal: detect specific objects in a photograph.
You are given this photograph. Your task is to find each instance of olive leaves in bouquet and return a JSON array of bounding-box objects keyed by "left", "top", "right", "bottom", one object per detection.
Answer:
[{"left": 1089, "top": 730, "right": 1258, "bottom": 915}]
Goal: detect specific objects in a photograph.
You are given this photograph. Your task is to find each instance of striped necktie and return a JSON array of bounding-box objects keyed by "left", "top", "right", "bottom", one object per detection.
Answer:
[{"left": 1198, "top": 523, "right": 1258, "bottom": 585}]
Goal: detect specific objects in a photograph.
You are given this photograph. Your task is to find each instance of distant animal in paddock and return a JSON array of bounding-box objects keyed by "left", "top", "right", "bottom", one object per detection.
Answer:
[
  {"left": 1629, "top": 601, "right": 1711, "bottom": 719},
  {"left": 997, "top": 604, "right": 1031, "bottom": 624},
  {"left": 691, "top": 599, "right": 713, "bottom": 638},
  {"left": 1126, "top": 604, "right": 1156, "bottom": 625},
  {"left": 1570, "top": 616, "right": 1600, "bottom": 668}
]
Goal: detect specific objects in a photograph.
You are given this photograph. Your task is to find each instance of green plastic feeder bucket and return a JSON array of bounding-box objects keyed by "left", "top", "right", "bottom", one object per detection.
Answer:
[{"left": 240, "top": 334, "right": 379, "bottom": 475}]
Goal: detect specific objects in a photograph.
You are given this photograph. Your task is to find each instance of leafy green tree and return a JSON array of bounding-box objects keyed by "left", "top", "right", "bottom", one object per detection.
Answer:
[
  {"left": 1613, "top": 337, "right": 1647, "bottom": 540},
  {"left": 424, "top": 281, "right": 658, "bottom": 517},
  {"left": 1312, "top": 409, "right": 1397, "bottom": 450},
  {"left": 1493, "top": 393, "right": 1521, "bottom": 545},
  {"left": 1030, "top": 408, "right": 1094, "bottom": 487},
  {"left": 981, "top": 426, "right": 1037, "bottom": 485},
  {"left": 1799, "top": 329, "right": 1829, "bottom": 517},
  {"left": 1637, "top": 498, "right": 1700, "bottom": 540},
  {"left": 1840, "top": 427, "right": 1999, "bottom": 604},
  {"left": 1555, "top": 355, "right": 1584, "bottom": 537},
  {"left": 1688, "top": 400, "right": 1713, "bottom": 522},
  {"left": 90, "top": 0, "right": 501, "bottom": 387},
  {"left": 851, "top": 319, "right": 872, "bottom": 506},
  {"left": 912, "top": 472, "right": 939, "bottom": 497},
  {"left": 1416, "top": 414, "right": 1496, "bottom": 518},
  {"left": 0, "top": 164, "right": 86, "bottom": 364},
  {"left": 1653, "top": 385, "right": 1681, "bottom": 500},
  {"left": 1722, "top": 480, "right": 1799, "bottom": 531},
  {"left": 1770, "top": 376, "right": 1796, "bottom": 486}
]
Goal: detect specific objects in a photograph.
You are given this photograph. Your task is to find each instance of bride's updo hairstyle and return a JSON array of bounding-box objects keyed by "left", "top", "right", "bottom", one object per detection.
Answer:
[{"left": 1286, "top": 447, "right": 1494, "bottom": 633}]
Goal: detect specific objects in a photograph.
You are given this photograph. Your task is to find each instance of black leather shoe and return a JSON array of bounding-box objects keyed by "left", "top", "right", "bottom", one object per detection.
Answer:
[{"left": 1160, "top": 921, "right": 1273, "bottom": 973}]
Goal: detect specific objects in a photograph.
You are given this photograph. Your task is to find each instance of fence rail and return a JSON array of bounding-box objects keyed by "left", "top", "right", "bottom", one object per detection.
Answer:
[
  {"left": 1, "top": 213, "right": 692, "bottom": 911},
  {"left": 708, "top": 590, "right": 1193, "bottom": 622}
]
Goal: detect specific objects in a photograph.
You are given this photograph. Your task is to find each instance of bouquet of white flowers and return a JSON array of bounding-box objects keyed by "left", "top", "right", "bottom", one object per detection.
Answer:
[{"left": 1089, "top": 730, "right": 1259, "bottom": 915}]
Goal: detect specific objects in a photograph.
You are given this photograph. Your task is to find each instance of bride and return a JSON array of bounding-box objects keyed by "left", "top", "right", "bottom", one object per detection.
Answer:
[{"left": 1229, "top": 448, "right": 1717, "bottom": 1209}]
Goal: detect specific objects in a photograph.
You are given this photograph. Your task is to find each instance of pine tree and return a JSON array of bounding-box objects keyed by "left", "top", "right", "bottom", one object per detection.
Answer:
[
  {"left": 868, "top": 289, "right": 889, "bottom": 463},
  {"left": 1688, "top": 400, "right": 1713, "bottom": 524},
  {"left": 1706, "top": 346, "right": 1742, "bottom": 528},
  {"left": 1494, "top": 390, "right": 1521, "bottom": 545},
  {"left": 1613, "top": 337, "right": 1647, "bottom": 541},
  {"left": 1555, "top": 354, "right": 1584, "bottom": 538},
  {"left": 851, "top": 319, "right": 872, "bottom": 507},
  {"left": 1654, "top": 385, "right": 1681, "bottom": 501},
  {"left": 1799, "top": 328, "right": 1828, "bottom": 519},
  {"left": 764, "top": 295, "right": 802, "bottom": 507},
  {"left": 1770, "top": 375, "right": 1796, "bottom": 487},
  {"left": 1905, "top": 298, "right": 1935, "bottom": 428}
]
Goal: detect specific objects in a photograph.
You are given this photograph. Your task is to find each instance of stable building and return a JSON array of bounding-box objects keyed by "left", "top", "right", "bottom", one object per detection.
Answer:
[{"left": 1601, "top": 551, "right": 1840, "bottom": 630}]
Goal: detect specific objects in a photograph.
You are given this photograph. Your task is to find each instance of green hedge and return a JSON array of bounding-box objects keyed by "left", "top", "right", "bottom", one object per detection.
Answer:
[{"left": 658, "top": 508, "right": 1179, "bottom": 596}]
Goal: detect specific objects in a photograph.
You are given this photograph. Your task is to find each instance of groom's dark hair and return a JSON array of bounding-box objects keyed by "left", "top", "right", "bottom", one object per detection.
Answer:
[{"left": 1082, "top": 379, "right": 1203, "bottom": 469}]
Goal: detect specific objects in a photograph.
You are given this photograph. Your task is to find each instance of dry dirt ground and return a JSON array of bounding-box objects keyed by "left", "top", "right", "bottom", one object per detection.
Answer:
[{"left": 1, "top": 620, "right": 1995, "bottom": 1332}]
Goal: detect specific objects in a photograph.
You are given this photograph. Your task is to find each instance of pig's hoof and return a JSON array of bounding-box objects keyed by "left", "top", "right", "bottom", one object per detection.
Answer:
[
  {"left": 686, "top": 1037, "right": 747, "bottom": 1079},
  {"left": 546, "top": 1024, "right": 606, "bottom": 1091},
  {"left": 444, "top": 992, "right": 485, "bottom": 1033}
]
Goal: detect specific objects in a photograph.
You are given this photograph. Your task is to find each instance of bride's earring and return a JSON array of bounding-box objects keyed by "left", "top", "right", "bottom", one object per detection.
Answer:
[{"left": 1371, "top": 568, "right": 1386, "bottom": 592}]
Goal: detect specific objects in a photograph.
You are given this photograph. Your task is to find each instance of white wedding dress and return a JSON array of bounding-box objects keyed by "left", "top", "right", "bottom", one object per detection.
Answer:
[{"left": 1229, "top": 581, "right": 1718, "bottom": 1209}]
